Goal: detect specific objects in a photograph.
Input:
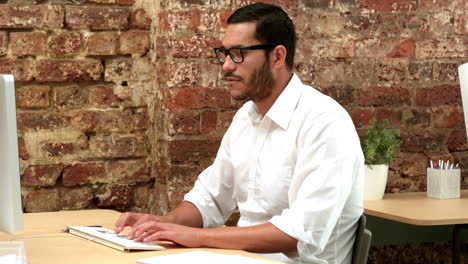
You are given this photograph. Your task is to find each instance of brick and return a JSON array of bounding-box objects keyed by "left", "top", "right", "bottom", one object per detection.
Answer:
[
  {"left": 350, "top": 108, "right": 374, "bottom": 129},
  {"left": 387, "top": 39, "right": 416, "bottom": 58},
  {"left": 18, "top": 137, "right": 30, "bottom": 160},
  {"left": 359, "top": 0, "right": 417, "bottom": 11},
  {"left": 168, "top": 139, "right": 220, "bottom": 164},
  {"left": 300, "top": 37, "right": 355, "bottom": 58},
  {"left": 398, "top": 154, "right": 428, "bottom": 178},
  {"left": 201, "top": 111, "right": 217, "bottom": 134},
  {"left": 420, "top": 0, "right": 466, "bottom": 11},
  {"left": 0, "top": 31, "right": 6, "bottom": 56},
  {"left": 71, "top": 110, "right": 134, "bottom": 133},
  {"left": 62, "top": 162, "right": 106, "bottom": 186},
  {"left": 402, "top": 108, "right": 431, "bottom": 128},
  {"left": 0, "top": 59, "right": 34, "bottom": 81},
  {"left": 133, "top": 185, "right": 150, "bottom": 209},
  {"left": 0, "top": 5, "right": 64, "bottom": 29},
  {"left": 355, "top": 38, "right": 414, "bottom": 58},
  {"left": 240, "top": 0, "right": 297, "bottom": 8},
  {"left": 432, "top": 108, "right": 461, "bottom": 128},
  {"left": 35, "top": 59, "right": 102, "bottom": 82},
  {"left": 10, "top": 31, "right": 47, "bottom": 56},
  {"left": 88, "top": 85, "right": 122, "bottom": 107},
  {"left": 59, "top": 187, "right": 93, "bottom": 210},
  {"left": 159, "top": 10, "right": 201, "bottom": 33},
  {"left": 376, "top": 109, "right": 402, "bottom": 128},
  {"left": 170, "top": 0, "right": 234, "bottom": 10},
  {"left": 53, "top": 85, "right": 88, "bottom": 110},
  {"left": 16, "top": 85, "right": 50, "bottom": 109},
  {"left": 162, "top": 87, "right": 231, "bottom": 110},
  {"left": 201, "top": 60, "right": 223, "bottom": 87},
  {"left": 119, "top": 31, "right": 150, "bottom": 55},
  {"left": 169, "top": 110, "right": 200, "bottom": 135},
  {"left": 85, "top": 0, "right": 135, "bottom": 4},
  {"left": 85, "top": 32, "right": 118, "bottom": 56},
  {"left": 104, "top": 58, "right": 132, "bottom": 83},
  {"left": 130, "top": 9, "right": 152, "bottom": 29},
  {"left": 157, "top": 35, "right": 221, "bottom": 58},
  {"left": 66, "top": 6, "right": 130, "bottom": 30},
  {"left": 158, "top": 61, "right": 201, "bottom": 87},
  {"left": 108, "top": 159, "right": 151, "bottom": 183},
  {"left": 96, "top": 185, "right": 133, "bottom": 208},
  {"left": 132, "top": 108, "right": 150, "bottom": 131},
  {"left": 430, "top": 12, "right": 458, "bottom": 35},
  {"left": 57, "top": 159, "right": 150, "bottom": 185},
  {"left": 22, "top": 164, "right": 63, "bottom": 187},
  {"left": 219, "top": 110, "right": 236, "bottom": 132},
  {"left": 131, "top": 57, "right": 154, "bottom": 81},
  {"left": 415, "top": 86, "right": 461, "bottom": 106},
  {"left": 322, "top": 85, "right": 355, "bottom": 105},
  {"left": 374, "top": 60, "right": 407, "bottom": 84},
  {"left": 298, "top": 13, "right": 346, "bottom": 37},
  {"left": 447, "top": 130, "right": 468, "bottom": 151},
  {"left": 42, "top": 139, "right": 89, "bottom": 158},
  {"left": 17, "top": 112, "right": 70, "bottom": 131},
  {"left": 357, "top": 87, "right": 410, "bottom": 107},
  {"left": 401, "top": 132, "right": 446, "bottom": 153},
  {"left": 167, "top": 165, "right": 202, "bottom": 209},
  {"left": 416, "top": 38, "right": 468, "bottom": 59},
  {"left": 89, "top": 134, "right": 149, "bottom": 159},
  {"left": 408, "top": 62, "right": 432, "bottom": 81},
  {"left": 24, "top": 189, "right": 59, "bottom": 213},
  {"left": 433, "top": 62, "right": 459, "bottom": 82},
  {"left": 48, "top": 31, "right": 83, "bottom": 57}
]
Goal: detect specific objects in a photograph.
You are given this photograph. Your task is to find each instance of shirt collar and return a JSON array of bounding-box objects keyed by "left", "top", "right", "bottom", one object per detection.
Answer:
[
  {"left": 246, "top": 73, "right": 302, "bottom": 129},
  {"left": 265, "top": 73, "right": 302, "bottom": 130}
]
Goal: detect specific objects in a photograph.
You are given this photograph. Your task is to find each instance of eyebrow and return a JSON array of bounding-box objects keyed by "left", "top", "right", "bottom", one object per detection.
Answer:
[{"left": 219, "top": 45, "right": 248, "bottom": 49}]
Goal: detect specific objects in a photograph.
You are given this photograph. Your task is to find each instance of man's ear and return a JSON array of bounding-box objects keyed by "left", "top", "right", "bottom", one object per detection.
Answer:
[{"left": 271, "top": 45, "right": 287, "bottom": 69}]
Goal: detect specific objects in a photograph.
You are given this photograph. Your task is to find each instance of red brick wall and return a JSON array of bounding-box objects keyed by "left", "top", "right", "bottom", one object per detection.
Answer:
[
  {"left": 1, "top": 0, "right": 468, "bottom": 259},
  {"left": 0, "top": 1, "right": 154, "bottom": 213}
]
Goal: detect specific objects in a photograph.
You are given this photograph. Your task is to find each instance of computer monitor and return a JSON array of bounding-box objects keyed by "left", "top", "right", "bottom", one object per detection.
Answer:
[
  {"left": 0, "top": 74, "right": 23, "bottom": 235},
  {"left": 460, "top": 63, "right": 468, "bottom": 140}
]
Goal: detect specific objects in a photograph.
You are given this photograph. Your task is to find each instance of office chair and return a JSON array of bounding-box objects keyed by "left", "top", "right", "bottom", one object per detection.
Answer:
[{"left": 352, "top": 214, "right": 372, "bottom": 264}]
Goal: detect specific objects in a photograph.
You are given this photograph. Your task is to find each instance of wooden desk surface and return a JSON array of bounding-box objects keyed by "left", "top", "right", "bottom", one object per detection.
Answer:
[
  {"left": 364, "top": 190, "right": 468, "bottom": 226},
  {"left": 0, "top": 210, "right": 279, "bottom": 264}
]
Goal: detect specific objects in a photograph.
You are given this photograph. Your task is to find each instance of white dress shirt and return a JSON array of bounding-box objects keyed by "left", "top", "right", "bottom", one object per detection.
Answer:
[{"left": 184, "top": 74, "right": 364, "bottom": 264}]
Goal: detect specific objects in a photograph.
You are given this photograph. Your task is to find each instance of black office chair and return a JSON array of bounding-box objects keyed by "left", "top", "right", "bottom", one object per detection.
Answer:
[{"left": 352, "top": 214, "right": 372, "bottom": 264}]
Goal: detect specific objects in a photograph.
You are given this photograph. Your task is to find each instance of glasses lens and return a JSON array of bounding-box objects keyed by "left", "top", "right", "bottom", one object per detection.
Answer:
[
  {"left": 229, "top": 48, "right": 243, "bottom": 63},
  {"left": 214, "top": 49, "right": 226, "bottom": 64}
]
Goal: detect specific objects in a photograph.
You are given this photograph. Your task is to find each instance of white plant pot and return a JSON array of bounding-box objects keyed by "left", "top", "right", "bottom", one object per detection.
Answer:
[{"left": 364, "top": 164, "right": 389, "bottom": 200}]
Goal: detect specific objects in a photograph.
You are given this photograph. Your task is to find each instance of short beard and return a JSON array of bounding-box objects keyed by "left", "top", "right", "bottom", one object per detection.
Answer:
[{"left": 232, "top": 60, "right": 275, "bottom": 102}]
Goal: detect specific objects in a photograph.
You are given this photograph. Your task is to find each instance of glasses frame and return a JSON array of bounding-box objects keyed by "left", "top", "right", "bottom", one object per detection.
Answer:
[{"left": 213, "top": 44, "right": 276, "bottom": 64}]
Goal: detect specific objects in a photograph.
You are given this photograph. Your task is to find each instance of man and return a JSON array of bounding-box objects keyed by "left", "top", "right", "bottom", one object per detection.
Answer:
[{"left": 115, "top": 3, "right": 364, "bottom": 264}]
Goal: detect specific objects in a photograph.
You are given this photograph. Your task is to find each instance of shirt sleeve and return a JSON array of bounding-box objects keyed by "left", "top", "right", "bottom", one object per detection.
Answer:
[
  {"left": 183, "top": 120, "right": 238, "bottom": 228},
  {"left": 269, "top": 110, "right": 364, "bottom": 259}
]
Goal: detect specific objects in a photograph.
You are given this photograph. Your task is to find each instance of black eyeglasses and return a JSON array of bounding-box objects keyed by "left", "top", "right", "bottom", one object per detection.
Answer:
[{"left": 213, "top": 44, "right": 275, "bottom": 64}]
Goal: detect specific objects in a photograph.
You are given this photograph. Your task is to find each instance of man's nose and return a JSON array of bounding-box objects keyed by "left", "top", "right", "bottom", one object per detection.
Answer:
[{"left": 221, "top": 55, "right": 236, "bottom": 72}]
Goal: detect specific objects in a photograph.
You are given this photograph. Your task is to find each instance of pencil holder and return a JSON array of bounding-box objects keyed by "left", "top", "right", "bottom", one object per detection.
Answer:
[{"left": 427, "top": 168, "right": 460, "bottom": 199}]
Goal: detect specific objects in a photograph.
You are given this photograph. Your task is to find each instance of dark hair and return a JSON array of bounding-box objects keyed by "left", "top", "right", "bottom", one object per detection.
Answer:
[{"left": 227, "top": 3, "right": 297, "bottom": 71}]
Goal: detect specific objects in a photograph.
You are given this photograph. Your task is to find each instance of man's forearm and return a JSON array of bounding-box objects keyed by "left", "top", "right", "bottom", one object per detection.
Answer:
[
  {"left": 163, "top": 201, "right": 203, "bottom": 228},
  {"left": 201, "top": 222, "right": 298, "bottom": 253}
]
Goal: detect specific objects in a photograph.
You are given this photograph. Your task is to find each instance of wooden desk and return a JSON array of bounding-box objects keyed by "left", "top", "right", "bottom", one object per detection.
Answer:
[
  {"left": 364, "top": 190, "right": 468, "bottom": 226},
  {"left": 364, "top": 190, "right": 468, "bottom": 264},
  {"left": 0, "top": 210, "right": 279, "bottom": 264}
]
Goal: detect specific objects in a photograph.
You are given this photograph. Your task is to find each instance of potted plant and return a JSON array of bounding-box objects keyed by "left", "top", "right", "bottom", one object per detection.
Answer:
[{"left": 361, "top": 119, "right": 401, "bottom": 200}]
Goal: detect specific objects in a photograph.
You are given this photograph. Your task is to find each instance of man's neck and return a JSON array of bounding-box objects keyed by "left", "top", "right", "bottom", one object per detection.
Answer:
[{"left": 253, "top": 72, "right": 293, "bottom": 116}]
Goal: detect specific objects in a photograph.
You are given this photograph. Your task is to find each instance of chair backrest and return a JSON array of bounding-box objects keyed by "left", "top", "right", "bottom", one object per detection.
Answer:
[{"left": 352, "top": 214, "right": 372, "bottom": 264}]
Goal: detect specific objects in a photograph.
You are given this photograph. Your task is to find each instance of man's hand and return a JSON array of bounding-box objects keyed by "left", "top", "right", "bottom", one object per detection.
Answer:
[
  {"left": 114, "top": 212, "right": 164, "bottom": 239},
  {"left": 132, "top": 221, "right": 204, "bottom": 248}
]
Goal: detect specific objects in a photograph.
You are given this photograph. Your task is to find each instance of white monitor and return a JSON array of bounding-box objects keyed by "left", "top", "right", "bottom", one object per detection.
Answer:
[
  {"left": 0, "top": 74, "right": 23, "bottom": 235},
  {"left": 460, "top": 64, "right": 468, "bottom": 140}
]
